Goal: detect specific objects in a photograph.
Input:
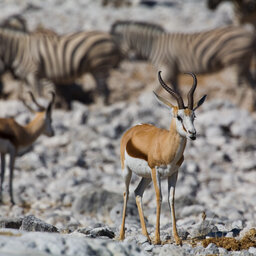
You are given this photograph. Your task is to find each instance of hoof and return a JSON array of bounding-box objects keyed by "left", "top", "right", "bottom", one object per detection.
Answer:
[
  {"left": 153, "top": 238, "right": 161, "bottom": 245},
  {"left": 119, "top": 233, "right": 125, "bottom": 241},
  {"left": 175, "top": 238, "right": 182, "bottom": 246}
]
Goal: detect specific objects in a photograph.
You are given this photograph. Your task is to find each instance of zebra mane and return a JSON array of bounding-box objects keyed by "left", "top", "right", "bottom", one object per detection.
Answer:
[{"left": 110, "top": 20, "right": 165, "bottom": 34}]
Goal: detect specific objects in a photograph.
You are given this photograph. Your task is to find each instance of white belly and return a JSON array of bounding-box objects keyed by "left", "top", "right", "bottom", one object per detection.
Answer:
[
  {"left": 125, "top": 150, "right": 151, "bottom": 178},
  {"left": 124, "top": 150, "right": 177, "bottom": 178}
]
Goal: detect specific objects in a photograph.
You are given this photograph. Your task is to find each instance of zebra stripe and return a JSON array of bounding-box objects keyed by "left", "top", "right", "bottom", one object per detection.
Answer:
[
  {"left": 0, "top": 25, "right": 121, "bottom": 104},
  {"left": 111, "top": 21, "right": 256, "bottom": 91},
  {"left": 111, "top": 20, "right": 165, "bottom": 60}
]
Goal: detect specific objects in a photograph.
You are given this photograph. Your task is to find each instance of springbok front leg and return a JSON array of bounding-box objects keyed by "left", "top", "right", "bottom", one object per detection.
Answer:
[
  {"left": 134, "top": 177, "right": 151, "bottom": 242},
  {"left": 151, "top": 168, "right": 162, "bottom": 245},
  {"left": 120, "top": 167, "right": 132, "bottom": 240},
  {"left": 0, "top": 153, "right": 6, "bottom": 203},
  {"left": 168, "top": 171, "right": 182, "bottom": 245}
]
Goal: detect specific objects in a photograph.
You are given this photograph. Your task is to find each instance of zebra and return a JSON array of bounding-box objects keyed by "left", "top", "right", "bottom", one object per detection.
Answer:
[
  {"left": 0, "top": 22, "right": 122, "bottom": 104},
  {"left": 207, "top": 0, "right": 256, "bottom": 28},
  {"left": 111, "top": 21, "right": 256, "bottom": 93}
]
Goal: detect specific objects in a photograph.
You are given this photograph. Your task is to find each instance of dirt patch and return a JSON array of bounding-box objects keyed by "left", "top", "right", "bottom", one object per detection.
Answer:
[{"left": 201, "top": 228, "right": 256, "bottom": 251}]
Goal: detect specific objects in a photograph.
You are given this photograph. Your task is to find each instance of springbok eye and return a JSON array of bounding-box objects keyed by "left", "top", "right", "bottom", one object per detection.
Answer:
[{"left": 177, "top": 116, "right": 182, "bottom": 121}]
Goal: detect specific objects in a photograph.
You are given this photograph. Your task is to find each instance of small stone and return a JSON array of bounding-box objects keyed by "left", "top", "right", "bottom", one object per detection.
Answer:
[
  {"left": 142, "top": 242, "right": 154, "bottom": 252},
  {"left": 249, "top": 247, "right": 256, "bottom": 254},
  {"left": 218, "top": 247, "right": 228, "bottom": 254},
  {"left": 20, "top": 215, "right": 58, "bottom": 233},
  {"left": 225, "top": 231, "right": 234, "bottom": 237},
  {"left": 0, "top": 217, "right": 23, "bottom": 229},
  {"left": 232, "top": 220, "right": 244, "bottom": 230},
  {"left": 89, "top": 227, "right": 115, "bottom": 239},
  {"left": 136, "top": 234, "right": 148, "bottom": 244},
  {"left": 205, "top": 243, "right": 219, "bottom": 254}
]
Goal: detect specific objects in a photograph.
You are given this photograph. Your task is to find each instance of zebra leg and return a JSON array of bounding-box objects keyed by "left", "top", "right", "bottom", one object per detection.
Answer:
[
  {"left": 236, "top": 62, "right": 256, "bottom": 109},
  {"left": 0, "top": 153, "right": 6, "bottom": 203},
  {"left": 236, "top": 58, "right": 256, "bottom": 88},
  {"left": 8, "top": 144, "right": 16, "bottom": 205},
  {"left": 92, "top": 73, "right": 110, "bottom": 105}
]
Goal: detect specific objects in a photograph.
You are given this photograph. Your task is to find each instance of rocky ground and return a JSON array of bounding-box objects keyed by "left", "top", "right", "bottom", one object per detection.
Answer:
[{"left": 0, "top": 0, "right": 256, "bottom": 255}]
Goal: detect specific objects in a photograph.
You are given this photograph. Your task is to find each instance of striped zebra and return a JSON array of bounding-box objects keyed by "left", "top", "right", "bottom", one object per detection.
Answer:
[
  {"left": 111, "top": 21, "right": 256, "bottom": 93},
  {"left": 207, "top": 0, "right": 256, "bottom": 28},
  {"left": 0, "top": 23, "right": 122, "bottom": 104}
]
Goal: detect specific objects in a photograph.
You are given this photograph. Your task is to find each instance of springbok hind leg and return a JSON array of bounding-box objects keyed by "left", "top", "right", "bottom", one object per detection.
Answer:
[
  {"left": 168, "top": 171, "right": 182, "bottom": 245},
  {"left": 120, "top": 167, "right": 132, "bottom": 240},
  {"left": 134, "top": 177, "right": 151, "bottom": 242},
  {"left": 151, "top": 168, "right": 162, "bottom": 245}
]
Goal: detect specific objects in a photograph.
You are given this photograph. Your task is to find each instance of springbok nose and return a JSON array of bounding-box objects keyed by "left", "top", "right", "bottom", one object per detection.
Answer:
[{"left": 188, "top": 130, "right": 196, "bottom": 136}]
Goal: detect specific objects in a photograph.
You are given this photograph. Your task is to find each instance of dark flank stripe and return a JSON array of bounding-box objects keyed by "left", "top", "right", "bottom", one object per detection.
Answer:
[
  {"left": 205, "top": 32, "right": 252, "bottom": 69},
  {"left": 62, "top": 36, "right": 76, "bottom": 75},
  {"left": 42, "top": 37, "right": 54, "bottom": 77},
  {"left": 11, "top": 35, "right": 26, "bottom": 71},
  {"left": 77, "top": 38, "right": 112, "bottom": 74},
  {"left": 52, "top": 39, "right": 61, "bottom": 79},
  {"left": 69, "top": 36, "right": 92, "bottom": 76},
  {"left": 65, "top": 31, "right": 103, "bottom": 76},
  {"left": 196, "top": 29, "right": 229, "bottom": 70}
]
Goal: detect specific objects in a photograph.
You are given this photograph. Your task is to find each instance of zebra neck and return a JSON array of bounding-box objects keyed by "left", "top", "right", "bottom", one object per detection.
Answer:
[{"left": 129, "top": 32, "right": 158, "bottom": 60}]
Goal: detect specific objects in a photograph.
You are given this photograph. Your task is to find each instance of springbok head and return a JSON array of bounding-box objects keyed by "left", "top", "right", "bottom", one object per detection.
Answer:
[
  {"left": 154, "top": 71, "right": 206, "bottom": 140},
  {"left": 23, "top": 91, "right": 56, "bottom": 137}
]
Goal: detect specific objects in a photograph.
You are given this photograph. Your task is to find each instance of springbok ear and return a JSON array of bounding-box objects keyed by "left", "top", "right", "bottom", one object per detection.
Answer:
[
  {"left": 153, "top": 91, "right": 175, "bottom": 109},
  {"left": 193, "top": 95, "right": 207, "bottom": 111}
]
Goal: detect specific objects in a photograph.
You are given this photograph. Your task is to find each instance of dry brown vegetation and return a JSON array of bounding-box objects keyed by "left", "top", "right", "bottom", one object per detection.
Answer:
[{"left": 201, "top": 228, "right": 256, "bottom": 251}]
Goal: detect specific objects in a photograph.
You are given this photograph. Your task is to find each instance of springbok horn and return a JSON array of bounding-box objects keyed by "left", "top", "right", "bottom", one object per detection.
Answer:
[
  {"left": 186, "top": 72, "right": 197, "bottom": 110},
  {"left": 158, "top": 71, "right": 185, "bottom": 109}
]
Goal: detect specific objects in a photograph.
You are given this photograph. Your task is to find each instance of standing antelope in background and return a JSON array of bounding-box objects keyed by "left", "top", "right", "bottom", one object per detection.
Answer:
[
  {"left": 120, "top": 71, "right": 206, "bottom": 245},
  {"left": 0, "top": 91, "right": 55, "bottom": 205}
]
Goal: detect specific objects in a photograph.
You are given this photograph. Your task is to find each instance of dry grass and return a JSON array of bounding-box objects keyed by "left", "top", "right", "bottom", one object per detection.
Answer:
[
  {"left": 201, "top": 228, "right": 256, "bottom": 251},
  {"left": 0, "top": 231, "right": 22, "bottom": 237}
]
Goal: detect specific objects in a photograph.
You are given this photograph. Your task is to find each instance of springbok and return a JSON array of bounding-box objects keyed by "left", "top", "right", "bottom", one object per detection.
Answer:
[
  {"left": 120, "top": 71, "right": 206, "bottom": 245},
  {"left": 0, "top": 91, "right": 55, "bottom": 205}
]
